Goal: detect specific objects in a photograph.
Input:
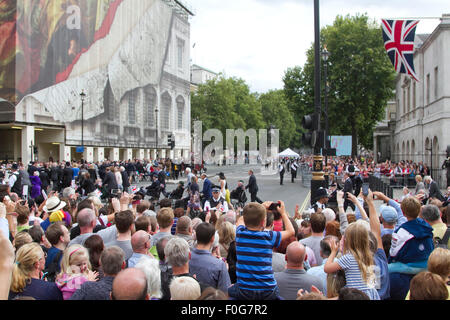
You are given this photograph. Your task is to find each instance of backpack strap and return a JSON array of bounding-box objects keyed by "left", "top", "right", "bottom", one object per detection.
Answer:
[{"left": 441, "top": 227, "right": 450, "bottom": 246}]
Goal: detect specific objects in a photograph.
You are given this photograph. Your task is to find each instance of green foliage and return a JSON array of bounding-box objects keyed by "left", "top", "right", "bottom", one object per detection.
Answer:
[
  {"left": 191, "top": 76, "right": 296, "bottom": 149},
  {"left": 283, "top": 13, "right": 396, "bottom": 155}
]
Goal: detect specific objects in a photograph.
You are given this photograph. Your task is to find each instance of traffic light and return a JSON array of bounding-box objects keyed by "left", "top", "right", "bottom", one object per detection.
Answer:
[
  {"left": 168, "top": 134, "right": 175, "bottom": 150},
  {"left": 301, "top": 113, "right": 319, "bottom": 148}
]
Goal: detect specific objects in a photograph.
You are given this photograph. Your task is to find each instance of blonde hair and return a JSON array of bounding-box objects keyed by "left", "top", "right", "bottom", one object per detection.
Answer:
[
  {"left": 427, "top": 248, "right": 450, "bottom": 282},
  {"left": 218, "top": 221, "right": 235, "bottom": 247},
  {"left": 11, "top": 243, "right": 44, "bottom": 293},
  {"left": 58, "top": 244, "right": 91, "bottom": 277},
  {"left": 13, "top": 231, "right": 33, "bottom": 252},
  {"left": 343, "top": 222, "right": 375, "bottom": 286},
  {"left": 169, "top": 276, "right": 201, "bottom": 300}
]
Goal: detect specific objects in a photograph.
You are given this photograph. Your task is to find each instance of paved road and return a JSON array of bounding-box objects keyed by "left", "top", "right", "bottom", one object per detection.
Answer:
[{"left": 135, "top": 164, "right": 407, "bottom": 217}]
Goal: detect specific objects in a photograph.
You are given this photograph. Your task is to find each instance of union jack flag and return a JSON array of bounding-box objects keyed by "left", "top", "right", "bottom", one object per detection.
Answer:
[{"left": 381, "top": 19, "right": 419, "bottom": 81}]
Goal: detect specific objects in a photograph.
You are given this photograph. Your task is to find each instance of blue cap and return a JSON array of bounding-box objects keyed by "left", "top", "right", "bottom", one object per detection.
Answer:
[{"left": 380, "top": 205, "right": 398, "bottom": 223}]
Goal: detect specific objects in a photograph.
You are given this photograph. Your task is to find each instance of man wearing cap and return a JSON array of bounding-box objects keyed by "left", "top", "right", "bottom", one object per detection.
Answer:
[
  {"left": 8, "top": 164, "right": 22, "bottom": 197},
  {"left": 379, "top": 205, "right": 398, "bottom": 237},
  {"left": 203, "top": 188, "right": 228, "bottom": 213},
  {"left": 312, "top": 187, "right": 329, "bottom": 213}
]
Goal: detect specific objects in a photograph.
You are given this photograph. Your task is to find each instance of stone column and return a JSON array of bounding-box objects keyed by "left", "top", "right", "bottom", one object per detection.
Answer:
[
  {"left": 21, "top": 126, "right": 35, "bottom": 165},
  {"left": 126, "top": 149, "right": 133, "bottom": 161},
  {"left": 64, "top": 146, "right": 71, "bottom": 162},
  {"left": 86, "top": 147, "right": 94, "bottom": 163},
  {"left": 139, "top": 149, "right": 145, "bottom": 160},
  {"left": 112, "top": 148, "right": 120, "bottom": 162},
  {"left": 97, "top": 147, "right": 105, "bottom": 162}
]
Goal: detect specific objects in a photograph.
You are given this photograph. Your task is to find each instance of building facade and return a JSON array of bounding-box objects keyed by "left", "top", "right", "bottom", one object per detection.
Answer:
[
  {"left": 0, "top": 0, "right": 193, "bottom": 164},
  {"left": 391, "top": 14, "right": 450, "bottom": 187}
]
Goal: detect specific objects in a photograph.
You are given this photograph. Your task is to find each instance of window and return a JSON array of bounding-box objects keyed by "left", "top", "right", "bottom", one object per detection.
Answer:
[
  {"left": 407, "top": 86, "right": 410, "bottom": 114},
  {"left": 144, "top": 86, "right": 156, "bottom": 127},
  {"left": 161, "top": 92, "right": 171, "bottom": 130},
  {"left": 426, "top": 73, "right": 430, "bottom": 105},
  {"left": 176, "top": 96, "right": 185, "bottom": 129},
  {"left": 128, "top": 90, "right": 137, "bottom": 125},
  {"left": 177, "top": 38, "right": 185, "bottom": 69},
  {"left": 434, "top": 66, "right": 438, "bottom": 100},
  {"left": 104, "top": 81, "right": 116, "bottom": 122}
]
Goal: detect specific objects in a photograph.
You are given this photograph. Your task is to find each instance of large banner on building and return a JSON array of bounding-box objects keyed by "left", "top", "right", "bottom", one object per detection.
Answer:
[{"left": 0, "top": 0, "right": 173, "bottom": 122}]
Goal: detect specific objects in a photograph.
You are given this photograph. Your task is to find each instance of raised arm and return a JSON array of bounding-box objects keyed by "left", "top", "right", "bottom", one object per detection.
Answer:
[
  {"left": 336, "top": 191, "right": 348, "bottom": 235},
  {"left": 365, "top": 189, "right": 383, "bottom": 250},
  {"left": 347, "top": 193, "right": 369, "bottom": 223}
]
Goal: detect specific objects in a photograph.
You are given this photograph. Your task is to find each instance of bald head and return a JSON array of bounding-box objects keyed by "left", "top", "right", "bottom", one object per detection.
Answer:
[
  {"left": 131, "top": 230, "right": 150, "bottom": 253},
  {"left": 112, "top": 268, "right": 148, "bottom": 300},
  {"left": 77, "top": 208, "right": 96, "bottom": 229},
  {"left": 286, "top": 242, "right": 306, "bottom": 267}
]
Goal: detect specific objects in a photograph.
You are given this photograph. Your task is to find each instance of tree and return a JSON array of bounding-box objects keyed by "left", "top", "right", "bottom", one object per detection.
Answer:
[
  {"left": 258, "top": 90, "right": 296, "bottom": 150},
  {"left": 191, "top": 76, "right": 265, "bottom": 148},
  {"left": 283, "top": 14, "right": 396, "bottom": 156}
]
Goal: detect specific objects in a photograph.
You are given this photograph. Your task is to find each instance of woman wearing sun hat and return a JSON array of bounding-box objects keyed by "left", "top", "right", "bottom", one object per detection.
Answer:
[{"left": 40, "top": 196, "right": 72, "bottom": 232}]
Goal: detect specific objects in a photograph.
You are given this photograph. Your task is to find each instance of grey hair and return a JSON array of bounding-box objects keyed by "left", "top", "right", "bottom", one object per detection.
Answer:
[
  {"left": 421, "top": 205, "right": 441, "bottom": 222},
  {"left": 100, "top": 246, "right": 125, "bottom": 276},
  {"left": 135, "top": 257, "right": 162, "bottom": 299},
  {"left": 164, "top": 237, "right": 190, "bottom": 267}
]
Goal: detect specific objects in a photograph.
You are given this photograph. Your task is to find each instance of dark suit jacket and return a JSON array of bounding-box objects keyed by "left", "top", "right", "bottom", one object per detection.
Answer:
[
  {"left": 61, "top": 167, "right": 73, "bottom": 188},
  {"left": 202, "top": 178, "right": 212, "bottom": 200},
  {"left": 246, "top": 174, "right": 258, "bottom": 194},
  {"left": 121, "top": 171, "right": 130, "bottom": 189},
  {"left": 103, "top": 171, "right": 118, "bottom": 192},
  {"left": 344, "top": 177, "right": 353, "bottom": 195},
  {"left": 429, "top": 181, "right": 444, "bottom": 201}
]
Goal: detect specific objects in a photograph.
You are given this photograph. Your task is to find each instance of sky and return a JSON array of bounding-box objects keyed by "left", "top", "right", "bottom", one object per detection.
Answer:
[{"left": 187, "top": 0, "right": 447, "bottom": 93}]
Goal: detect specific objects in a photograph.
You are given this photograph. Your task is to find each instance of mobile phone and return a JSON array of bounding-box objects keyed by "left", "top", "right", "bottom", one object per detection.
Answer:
[
  {"left": 268, "top": 202, "right": 280, "bottom": 211},
  {"left": 362, "top": 183, "right": 369, "bottom": 196}
]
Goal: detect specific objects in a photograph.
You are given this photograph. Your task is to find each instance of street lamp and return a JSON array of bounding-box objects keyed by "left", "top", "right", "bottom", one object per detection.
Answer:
[
  {"left": 322, "top": 45, "right": 330, "bottom": 172},
  {"left": 155, "top": 107, "right": 159, "bottom": 158},
  {"left": 80, "top": 90, "right": 86, "bottom": 151}
]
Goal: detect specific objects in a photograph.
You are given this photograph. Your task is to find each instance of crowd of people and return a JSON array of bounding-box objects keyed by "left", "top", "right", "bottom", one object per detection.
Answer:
[{"left": 0, "top": 155, "right": 449, "bottom": 301}]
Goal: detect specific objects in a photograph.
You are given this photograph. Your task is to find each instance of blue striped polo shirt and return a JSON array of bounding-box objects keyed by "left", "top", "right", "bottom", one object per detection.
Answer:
[{"left": 235, "top": 225, "right": 282, "bottom": 291}]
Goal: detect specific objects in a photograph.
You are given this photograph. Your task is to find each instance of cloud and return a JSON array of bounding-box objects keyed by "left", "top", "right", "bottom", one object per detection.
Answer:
[{"left": 188, "top": 0, "right": 446, "bottom": 93}]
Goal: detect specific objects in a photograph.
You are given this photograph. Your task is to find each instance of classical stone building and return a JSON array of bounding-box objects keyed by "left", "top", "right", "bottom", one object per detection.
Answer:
[
  {"left": 0, "top": 0, "right": 194, "bottom": 164},
  {"left": 386, "top": 14, "right": 450, "bottom": 187}
]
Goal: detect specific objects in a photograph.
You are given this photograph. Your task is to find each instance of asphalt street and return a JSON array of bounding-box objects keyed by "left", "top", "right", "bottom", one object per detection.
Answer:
[{"left": 135, "top": 164, "right": 406, "bottom": 217}]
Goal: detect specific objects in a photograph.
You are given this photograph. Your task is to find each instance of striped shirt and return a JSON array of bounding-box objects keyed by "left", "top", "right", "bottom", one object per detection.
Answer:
[
  {"left": 337, "top": 253, "right": 380, "bottom": 300},
  {"left": 235, "top": 225, "right": 282, "bottom": 291}
]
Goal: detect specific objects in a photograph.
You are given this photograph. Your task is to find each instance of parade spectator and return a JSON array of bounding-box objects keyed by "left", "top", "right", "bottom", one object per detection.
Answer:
[
  {"left": 83, "top": 234, "right": 104, "bottom": 277},
  {"left": 388, "top": 196, "right": 434, "bottom": 300},
  {"left": 44, "top": 222, "right": 70, "bottom": 280},
  {"left": 175, "top": 216, "right": 195, "bottom": 248},
  {"left": 409, "top": 271, "right": 448, "bottom": 300},
  {"left": 30, "top": 171, "right": 42, "bottom": 200},
  {"left": 324, "top": 222, "right": 380, "bottom": 300},
  {"left": 151, "top": 207, "right": 174, "bottom": 248},
  {"left": 338, "top": 287, "right": 370, "bottom": 300},
  {"left": 300, "top": 212, "right": 326, "bottom": 266},
  {"left": 70, "top": 246, "right": 125, "bottom": 300},
  {"left": 420, "top": 204, "right": 449, "bottom": 249},
  {"left": 228, "top": 201, "right": 294, "bottom": 300},
  {"left": 9, "top": 243, "right": 63, "bottom": 300},
  {"left": 274, "top": 242, "right": 324, "bottom": 300},
  {"left": 170, "top": 276, "right": 201, "bottom": 300},
  {"left": 104, "top": 210, "right": 134, "bottom": 261},
  {"left": 135, "top": 257, "right": 162, "bottom": 300},
  {"left": 13, "top": 231, "right": 33, "bottom": 252},
  {"left": 307, "top": 235, "right": 339, "bottom": 296},
  {"left": 189, "top": 222, "right": 231, "bottom": 293},
  {"left": 218, "top": 221, "right": 235, "bottom": 258},
  {"left": 68, "top": 208, "right": 97, "bottom": 247},
  {"left": 111, "top": 268, "right": 149, "bottom": 300},
  {"left": 128, "top": 230, "right": 154, "bottom": 268},
  {"left": 197, "top": 287, "right": 228, "bottom": 300},
  {"left": 55, "top": 244, "right": 99, "bottom": 300}
]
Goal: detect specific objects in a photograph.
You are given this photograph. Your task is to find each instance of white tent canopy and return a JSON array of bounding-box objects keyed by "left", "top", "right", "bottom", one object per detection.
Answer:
[{"left": 278, "top": 148, "right": 300, "bottom": 158}]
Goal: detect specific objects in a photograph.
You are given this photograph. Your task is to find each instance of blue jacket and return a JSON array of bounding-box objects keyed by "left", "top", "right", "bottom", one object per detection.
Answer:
[
  {"left": 202, "top": 178, "right": 212, "bottom": 200},
  {"left": 389, "top": 218, "right": 434, "bottom": 264}
]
